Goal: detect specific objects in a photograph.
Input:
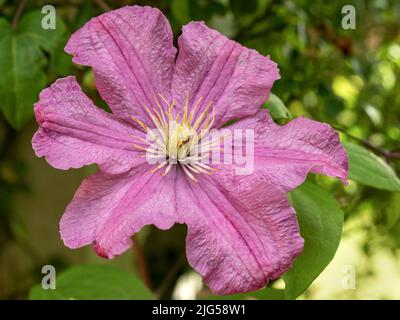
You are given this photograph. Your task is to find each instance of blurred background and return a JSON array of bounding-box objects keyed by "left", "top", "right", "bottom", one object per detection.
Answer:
[{"left": 0, "top": 0, "right": 399, "bottom": 299}]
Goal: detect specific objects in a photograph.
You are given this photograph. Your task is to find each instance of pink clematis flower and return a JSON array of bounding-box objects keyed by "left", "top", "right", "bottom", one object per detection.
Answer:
[{"left": 32, "top": 6, "right": 348, "bottom": 294}]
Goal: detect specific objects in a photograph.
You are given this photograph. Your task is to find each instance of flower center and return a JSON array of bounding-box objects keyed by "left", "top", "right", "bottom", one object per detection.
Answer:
[
  {"left": 169, "top": 122, "right": 196, "bottom": 160},
  {"left": 130, "top": 95, "right": 218, "bottom": 182}
]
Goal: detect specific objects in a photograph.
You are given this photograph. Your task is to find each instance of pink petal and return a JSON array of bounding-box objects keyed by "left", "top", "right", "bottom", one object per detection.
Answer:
[
  {"left": 172, "top": 21, "right": 280, "bottom": 128},
  {"left": 231, "top": 110, "right": 349, "bottom": 191},
  {"left": 65, "top": 6, "right": 176, "bottom": 123},
  {"left": 60, "top": 166, "right": 178, "bottom": 259},
  {"left": 177, "top": 169, "right": 303, "bottom": 295},
  {"left": 32, "top": 76, "right": 144, "bottom": 174}
]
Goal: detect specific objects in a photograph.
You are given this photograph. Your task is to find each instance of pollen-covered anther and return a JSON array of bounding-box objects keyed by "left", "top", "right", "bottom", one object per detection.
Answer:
[{"left": 131, "top": 95, "right": 218, "bottom": 181}]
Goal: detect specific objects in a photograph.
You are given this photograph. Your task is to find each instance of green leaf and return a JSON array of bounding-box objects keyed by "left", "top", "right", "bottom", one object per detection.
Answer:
[
  {"left": 0, "top": 27, "right": 47, "bottom": 129},
  {"left": 262, "top": 93, "right": 292, "bottom": 120},
  {"left": 19, "top": 10, "right": 66, "bottom": 52},
  {"left": 284, "top": 181, "right": 344, "bottom": 299},
  {"left": 48, "top": 33, "right": 74, "bottom": 77},
  {"left": 0, "top": 18, "right": 11, "bottom": 44},
  {"left": 385, "top": 192, "right": 400, "bottom": 229},
  {"left": 343, "top": 141, "right": 400, "bottom": 191},
  {"left": 29, "top": 265, "right": 154, "bottom": 300},
  {"left": 0, "top": 11, "right": 67, "bottom": 129}
]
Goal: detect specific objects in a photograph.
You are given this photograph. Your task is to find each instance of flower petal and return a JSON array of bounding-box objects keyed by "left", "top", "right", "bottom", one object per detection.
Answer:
[
  {"left": 230, "top": 110, "right": 349, "bottom": 191},
  {"left": 65, "top": 6, "right": 176, "bottom": 123},
  {"left": 60, "top": 165, "right": 178, "bottom": 259},
  {"left": 172, "top": 21, "right": 280, "bottom": 128},
  {"left": 32, "top": 76, "right": 144, "bottom": 174},
  {"left": 177, "top": 169, "right": 303, "bottom": 295}
]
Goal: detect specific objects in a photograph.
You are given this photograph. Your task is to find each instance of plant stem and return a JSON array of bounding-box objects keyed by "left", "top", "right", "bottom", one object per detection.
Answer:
[
  {"left": 132, "top": 235, "right": 153, "bottom": 290},
  {"left": 334, "top": 126, "right": 400, "bottom": 160},
  {"left": 156, "top": 252, "right": 186, "bottom": 299},
  {"left": 12, "top": 0, "right": 28, "bottom": 32},
  {"left": 92, "top": 0, "right": 111, "bottom": 11}
]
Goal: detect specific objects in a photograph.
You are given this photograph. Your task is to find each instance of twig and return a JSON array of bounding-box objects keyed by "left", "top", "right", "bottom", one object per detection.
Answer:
[
  {"left": 155, "top": 252, "right": 187, "bottom": 299},
  {"left": 334, "top": 126, "right": 400, "bottom": 160},
  {"left": 92, "top": 0, "right": 111, "bottom": 11},
  {"left": 12, "top": 0, "right": 28, "bottom": 32},
  {"left": 132, "top": 235, "right": 153, "bottom": 290}
]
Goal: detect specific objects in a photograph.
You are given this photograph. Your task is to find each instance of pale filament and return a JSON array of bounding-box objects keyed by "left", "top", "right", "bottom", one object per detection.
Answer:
[{"left": 130, "top": 95, "right": 219, "bottom": 182}]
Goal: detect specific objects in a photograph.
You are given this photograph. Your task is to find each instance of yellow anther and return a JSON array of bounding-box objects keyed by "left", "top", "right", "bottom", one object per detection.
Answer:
[{"left": 130, "top": 95, "right": 217, "bottom": 181}]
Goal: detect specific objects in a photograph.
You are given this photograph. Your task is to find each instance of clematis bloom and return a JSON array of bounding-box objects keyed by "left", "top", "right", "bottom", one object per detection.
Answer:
[{"left": 32, "top": 5, "right": 348, "bottom": 294}]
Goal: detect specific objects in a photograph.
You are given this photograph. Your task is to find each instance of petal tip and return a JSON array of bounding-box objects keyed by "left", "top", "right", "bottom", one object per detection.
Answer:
[{"left": 93, "top": 241, "right": 112, "bottom": 259}]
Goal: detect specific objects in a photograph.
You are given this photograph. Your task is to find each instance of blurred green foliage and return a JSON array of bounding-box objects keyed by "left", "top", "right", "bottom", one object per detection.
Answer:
[{"left": 0, "top": 0, "right": 399, "bottom": 300}]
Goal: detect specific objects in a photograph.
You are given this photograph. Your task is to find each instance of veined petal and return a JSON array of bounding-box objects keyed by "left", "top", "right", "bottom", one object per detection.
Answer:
[
  {"left": 177, "top": 169, "right": 303, "bottom": 295},
  {"left": 65, "top": 6, "right": 176, "bottom": 123},
  {"left": 172, "top": 21, "right": 280, "bottom": 128},
  {"left": 60, "top": 165, "right": 178, "bottom": 259},
  {"left": 230, "top": 110, "right": 349, "bottom": 191},
  {"left": 32, "top": 76, "right": 144, "bottom": 174}
]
